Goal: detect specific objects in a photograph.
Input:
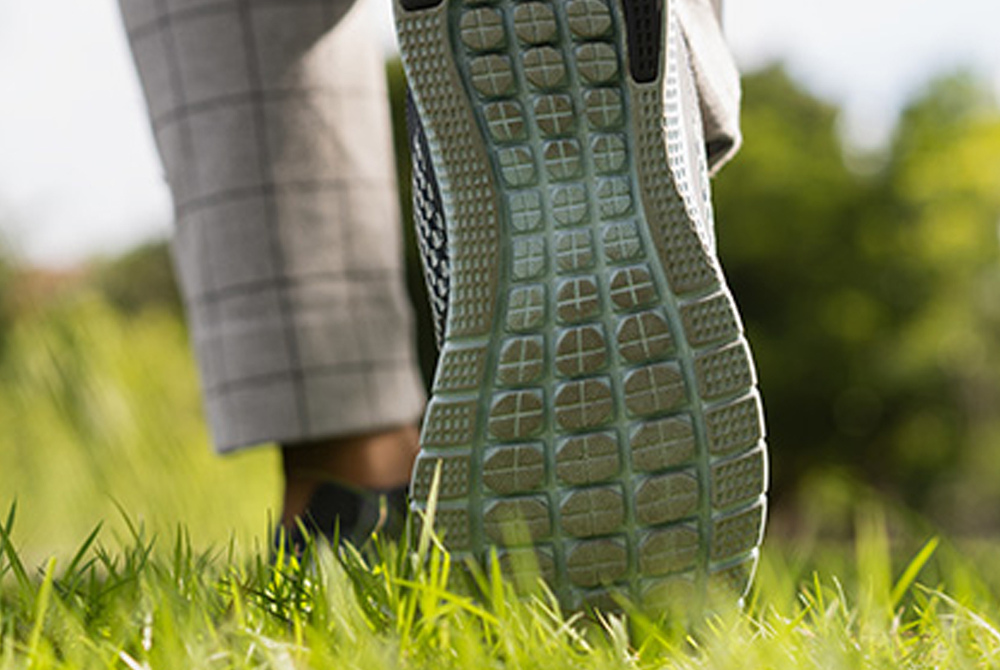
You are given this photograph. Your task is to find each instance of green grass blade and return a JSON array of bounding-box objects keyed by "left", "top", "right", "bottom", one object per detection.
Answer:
[
  {"left": 891, "top": 536, "right": 939, "bottom": 608},
  {"left": 416, "top": 459, "right": 443, "bottom": 562},
  {"left": 0, "top": 502, "right": 32, "bottom": 596},
  {"left": 63, "top": 523, "right": 103, "bottom": 579},
  {"left": 27, "top": 557, "right": 57, "bottom": 662}
]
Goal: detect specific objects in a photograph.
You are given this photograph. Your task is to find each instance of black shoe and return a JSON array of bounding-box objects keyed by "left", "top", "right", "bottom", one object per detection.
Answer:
[{"left": 275, "top": 481, "right": 409, "bottom": 556}]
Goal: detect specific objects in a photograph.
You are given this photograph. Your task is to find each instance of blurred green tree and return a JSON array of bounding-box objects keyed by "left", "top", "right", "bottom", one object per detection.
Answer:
[
  {"left": 91, "top": 240, "right": 182, "bottom": 317},
  {"left": 715, "top": 66, "right": 1000, "bottom": 522},
  {"left": 883, "top": 72, "right": 1000, "bottom": 525}
]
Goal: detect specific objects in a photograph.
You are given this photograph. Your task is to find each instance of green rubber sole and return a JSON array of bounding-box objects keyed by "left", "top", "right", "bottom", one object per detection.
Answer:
[{"left": 396, "top": 0, "right": 767, "bottom": 611}]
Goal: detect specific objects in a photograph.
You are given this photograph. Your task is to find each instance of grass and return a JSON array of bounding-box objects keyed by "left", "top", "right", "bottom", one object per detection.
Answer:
[
  {"left": 2, "top": 501, "right": 1000, "bottom": 669},
  {"left": 3, "top": 291, "right": 1000, "bottom": 668},
  {"left": 0, "top": 292, "right": 277, "bottom": 562}
]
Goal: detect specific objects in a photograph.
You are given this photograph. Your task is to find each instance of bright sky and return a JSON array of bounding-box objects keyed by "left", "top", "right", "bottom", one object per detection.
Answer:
[{"left": 0, "top": 0, "right": 998, "bottom": 267}]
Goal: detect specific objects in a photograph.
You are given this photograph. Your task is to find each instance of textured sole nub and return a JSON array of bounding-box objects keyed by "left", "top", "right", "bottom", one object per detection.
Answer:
[{"left": 396, "top": 0, "right": 767, "bottom": 611}]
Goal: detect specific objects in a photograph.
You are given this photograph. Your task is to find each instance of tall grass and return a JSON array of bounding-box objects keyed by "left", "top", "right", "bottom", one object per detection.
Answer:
[
  {"left": 1, "top": 498, "right": 1000, "bottom": 669},
  {"left": 0, "top": 292, "right": 277, "bottom": 562},
  {"left": 2, "top": 291, "right": 1000, "bottom": 668}
]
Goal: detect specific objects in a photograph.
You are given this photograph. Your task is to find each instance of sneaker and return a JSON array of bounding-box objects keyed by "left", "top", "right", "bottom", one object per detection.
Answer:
[
  {"left": 397, "top": 0, "right": 766, "bottom": 611},
  {"left": 275, "top": 482, "right": 409, "bottom": 555}
]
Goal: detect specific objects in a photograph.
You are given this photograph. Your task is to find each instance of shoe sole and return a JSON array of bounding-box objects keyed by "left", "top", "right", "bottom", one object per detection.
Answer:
[{"left": 396, "top": 0, "right": 767, "bottom": 610}]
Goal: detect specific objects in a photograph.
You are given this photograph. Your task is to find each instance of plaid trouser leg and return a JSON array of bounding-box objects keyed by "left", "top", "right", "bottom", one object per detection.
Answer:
[{"left": 118, "top": 0, "right": 426, "bottom": 451}]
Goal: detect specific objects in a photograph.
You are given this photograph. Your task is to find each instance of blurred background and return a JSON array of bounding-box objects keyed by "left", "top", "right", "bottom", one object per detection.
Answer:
[{"left": 1, "top": 0, "right": 999, "bottom": 560}]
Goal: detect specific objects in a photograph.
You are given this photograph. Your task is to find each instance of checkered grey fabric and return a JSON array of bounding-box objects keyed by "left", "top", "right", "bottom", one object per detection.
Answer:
[
  {"left": 119, "top": 0, "right": 426, "bottom": 452},
  {"left": 677, "top": 0, "right": 742, "bottom": 174}
]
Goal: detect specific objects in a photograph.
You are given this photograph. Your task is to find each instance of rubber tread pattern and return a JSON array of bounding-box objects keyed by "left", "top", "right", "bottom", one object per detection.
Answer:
[
  {"left": 395, "top": 0, "right": 767, "bottom": 609},
  {"left": 407, "top": 90, "right": 451, "bottom": 348}
]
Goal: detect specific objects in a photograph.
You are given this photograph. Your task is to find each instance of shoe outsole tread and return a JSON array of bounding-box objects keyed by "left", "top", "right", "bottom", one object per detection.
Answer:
[{"left": 396, "top": 0, "right": 767, "bottom": 610}]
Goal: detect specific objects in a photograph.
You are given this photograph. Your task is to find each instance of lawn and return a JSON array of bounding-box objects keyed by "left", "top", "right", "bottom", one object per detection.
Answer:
[
  {"left": 2, "top": 293, "right": 999, "bottom": 669},
  {"left": 3, "top": 503, "right": 999, "bottom": 669}
]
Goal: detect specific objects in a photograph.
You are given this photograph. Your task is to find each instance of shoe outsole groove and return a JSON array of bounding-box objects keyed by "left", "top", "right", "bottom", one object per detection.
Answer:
[{"left": 396, "top": 0, "right": 767, "bottom": 610}]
